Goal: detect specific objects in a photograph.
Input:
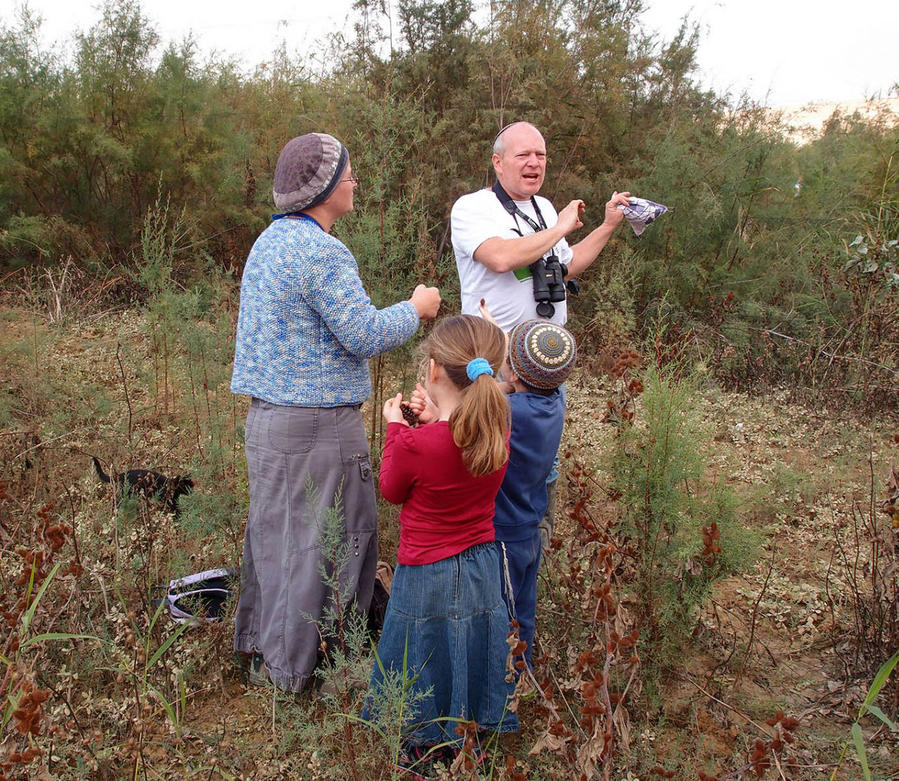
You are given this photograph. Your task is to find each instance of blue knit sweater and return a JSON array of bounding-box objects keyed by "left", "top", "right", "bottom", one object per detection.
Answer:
[{"left": 231, "top": 217, "right": 419, "bottom": 406}]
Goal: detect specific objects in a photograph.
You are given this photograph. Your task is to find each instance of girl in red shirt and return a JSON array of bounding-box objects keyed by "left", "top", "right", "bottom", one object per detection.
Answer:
[{"left": 364, "top": 314, "right": 517, "bottom": 774}]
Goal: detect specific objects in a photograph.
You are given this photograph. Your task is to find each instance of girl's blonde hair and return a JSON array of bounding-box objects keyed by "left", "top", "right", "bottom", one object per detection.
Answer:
[{"left": 424, "top": 315, "right": 510, "bottom": 477}]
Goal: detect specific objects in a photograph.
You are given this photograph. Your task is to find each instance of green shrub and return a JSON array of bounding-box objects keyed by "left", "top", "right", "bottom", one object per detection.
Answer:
[{"left": 606, "top": 366, "right": 758, "bottom": 692}]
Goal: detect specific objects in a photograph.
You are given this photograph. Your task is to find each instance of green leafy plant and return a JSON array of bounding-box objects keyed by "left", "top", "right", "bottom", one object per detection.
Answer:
[
  {"left": 0, "top": 505, "right": 95, "bottom": 778},
  {"left": 830, "top": 649, "right": 899, "bottom": 781},
  {"left": 605, "top": 362, "right": 757, "bottom": 692}
]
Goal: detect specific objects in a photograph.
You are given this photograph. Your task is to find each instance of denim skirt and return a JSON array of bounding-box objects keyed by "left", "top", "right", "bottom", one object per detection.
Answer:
[{"left": 365, "top": 542, "right": 518, "bottom": 746}]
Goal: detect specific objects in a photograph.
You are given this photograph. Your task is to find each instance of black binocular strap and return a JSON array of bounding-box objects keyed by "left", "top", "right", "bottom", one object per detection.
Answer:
[{"left": 491, "top": 181, "right": 548, "bottom": 236}]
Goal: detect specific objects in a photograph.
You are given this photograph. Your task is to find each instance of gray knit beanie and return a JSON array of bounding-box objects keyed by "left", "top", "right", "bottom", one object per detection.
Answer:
[{"left": 272, "top": 133, "right": 349, "bottom": 212}]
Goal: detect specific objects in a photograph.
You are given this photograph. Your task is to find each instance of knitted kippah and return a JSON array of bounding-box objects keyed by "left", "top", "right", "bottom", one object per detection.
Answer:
[
  {"left": 272, "top": 133, "right": 349, "bottom": 212},
  {"left": 508, "top": 319, "right": 576, "bottom": 390}
]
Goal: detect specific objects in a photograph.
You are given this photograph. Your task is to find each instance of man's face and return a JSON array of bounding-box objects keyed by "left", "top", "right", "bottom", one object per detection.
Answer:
[{"left": 492, "top": 124, "right": 546, "bottom": 201}]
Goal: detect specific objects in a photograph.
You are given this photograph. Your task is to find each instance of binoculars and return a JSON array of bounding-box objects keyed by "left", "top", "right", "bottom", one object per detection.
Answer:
[{"left": 530, "top": 253, "right": 568, "bottom": 318}]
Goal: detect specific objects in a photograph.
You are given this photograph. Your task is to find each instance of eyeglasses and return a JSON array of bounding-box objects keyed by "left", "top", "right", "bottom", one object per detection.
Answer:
[{"left": 342, "top": 175, "right": 359, "bottom": 184}]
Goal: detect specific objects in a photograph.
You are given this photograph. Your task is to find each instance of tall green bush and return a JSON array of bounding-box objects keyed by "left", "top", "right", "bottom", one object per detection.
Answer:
[{"left": 606, "top": 365, "right": 757, "bottom": 691}]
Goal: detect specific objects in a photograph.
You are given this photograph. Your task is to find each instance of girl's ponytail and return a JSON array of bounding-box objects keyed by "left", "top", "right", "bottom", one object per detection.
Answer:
[
  {"left": 451, "top": 368, "right": 510, "bottom": 476},
  {"left": 424, "top": 315, "right": 509, "bottom": 477}
]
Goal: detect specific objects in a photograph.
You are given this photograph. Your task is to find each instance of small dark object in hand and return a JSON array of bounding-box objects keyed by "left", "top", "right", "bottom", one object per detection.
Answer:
[{"left": 400, "top": 403, "right": 419, "bottom": 427}]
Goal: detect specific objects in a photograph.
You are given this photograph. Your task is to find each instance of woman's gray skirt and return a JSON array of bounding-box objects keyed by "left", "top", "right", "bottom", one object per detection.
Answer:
[{"left": 233, "top": 398, "right": 378, "bottom": 692}]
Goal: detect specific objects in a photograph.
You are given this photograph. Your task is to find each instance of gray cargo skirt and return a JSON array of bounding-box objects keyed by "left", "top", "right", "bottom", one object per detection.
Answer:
[{"left": 233, "top": 398, "right": 378, "bottom": 692}]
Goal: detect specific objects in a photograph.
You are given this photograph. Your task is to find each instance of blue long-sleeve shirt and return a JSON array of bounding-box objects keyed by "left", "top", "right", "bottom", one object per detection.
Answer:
[
  {"left": 493, "top": 390, "right": 565, "bottom": 541},
  {"left": 231, "top": 217, "right": 419, "bottom": 406}
]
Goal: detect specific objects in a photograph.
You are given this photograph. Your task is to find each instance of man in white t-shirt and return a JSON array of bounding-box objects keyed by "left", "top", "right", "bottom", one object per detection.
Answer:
[
  {"left": 451, "top": 121, "right": 630, "bottom": 332},
  {"left": 451, "top": 121, "right": 630, "bottom": 551}
]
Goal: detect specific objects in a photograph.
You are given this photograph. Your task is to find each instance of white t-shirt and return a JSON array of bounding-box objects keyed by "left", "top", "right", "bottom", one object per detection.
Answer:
[{"left": 451, "top": 188, "right": 574, "bottom": 332}]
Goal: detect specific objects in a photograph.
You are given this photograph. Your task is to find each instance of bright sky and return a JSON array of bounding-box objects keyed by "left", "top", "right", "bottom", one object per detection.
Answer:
[{"left": 3, "top": 0, "right": 897, "bottom": 108}]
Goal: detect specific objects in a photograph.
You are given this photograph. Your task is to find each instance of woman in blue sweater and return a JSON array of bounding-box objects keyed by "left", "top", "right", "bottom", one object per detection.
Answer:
[{"left": 231, "top": 133, "right": 440, "bottom": 693}]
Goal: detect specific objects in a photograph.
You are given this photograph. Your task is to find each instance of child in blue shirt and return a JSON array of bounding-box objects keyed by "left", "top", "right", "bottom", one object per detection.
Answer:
[{"left": 493, "top": 319, "right": 576, "bottom": 667}]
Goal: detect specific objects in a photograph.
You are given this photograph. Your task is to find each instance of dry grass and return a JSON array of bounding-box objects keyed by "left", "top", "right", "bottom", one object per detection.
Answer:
[{"left": 1, "top": 299, "right": 897, "bottom": 779}]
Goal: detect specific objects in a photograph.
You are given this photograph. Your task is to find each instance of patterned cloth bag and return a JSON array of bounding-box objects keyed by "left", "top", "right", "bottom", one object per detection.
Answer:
[{"left": 618, "top": 196, "right": 668, "bottom": 236}]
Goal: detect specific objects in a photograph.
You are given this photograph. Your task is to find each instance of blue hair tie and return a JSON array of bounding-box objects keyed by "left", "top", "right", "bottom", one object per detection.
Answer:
[{"left": 466, "top": 357, "right": 494, "bottom": 382}]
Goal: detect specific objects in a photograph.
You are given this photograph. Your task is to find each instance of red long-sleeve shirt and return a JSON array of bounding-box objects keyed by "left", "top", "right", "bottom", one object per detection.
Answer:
[{"left": 379, "top": 421, "right": 508, "bottom": 566}]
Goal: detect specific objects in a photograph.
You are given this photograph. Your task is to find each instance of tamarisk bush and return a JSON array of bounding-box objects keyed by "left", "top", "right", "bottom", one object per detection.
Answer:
[{"left": 604, "top": 359, "right": 757, "bottom": 696}]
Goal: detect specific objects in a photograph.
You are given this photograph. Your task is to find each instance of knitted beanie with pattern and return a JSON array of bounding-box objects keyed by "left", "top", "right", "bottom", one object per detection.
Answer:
[
  {"left": 272, "top": 133, "right": 348, "bottom": 212},
  {"left": 508, "top": 319, "right": 577, "bottom": 391}
]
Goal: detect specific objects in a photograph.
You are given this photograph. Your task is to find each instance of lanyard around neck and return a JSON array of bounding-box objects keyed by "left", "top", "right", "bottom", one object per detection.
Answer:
[{"left": 491, "top": 181, "right": 548, "bottom": 235}]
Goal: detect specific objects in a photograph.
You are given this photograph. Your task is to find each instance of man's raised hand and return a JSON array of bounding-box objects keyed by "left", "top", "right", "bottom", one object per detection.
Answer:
[
  {"left": 557, "top": 199, "right": 586, "bottom": 234},
  {"left": 603, "top": 191, "right": 631, "bottom": 226}
]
